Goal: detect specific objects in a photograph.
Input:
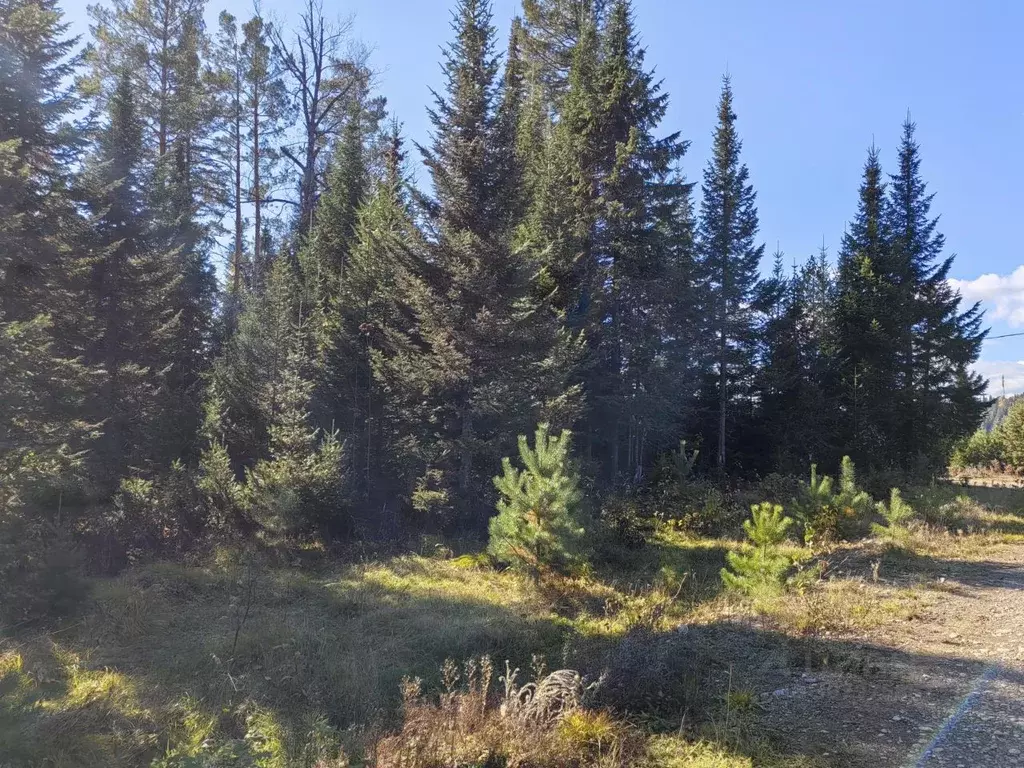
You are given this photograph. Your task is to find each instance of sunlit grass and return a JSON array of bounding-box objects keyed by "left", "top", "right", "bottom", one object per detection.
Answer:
[
  {"left": 645, "top": 734, "right": 828, "bottom": 767},
  {"left": 1, "top": 491, "right": 1018, "bottom": 766}
]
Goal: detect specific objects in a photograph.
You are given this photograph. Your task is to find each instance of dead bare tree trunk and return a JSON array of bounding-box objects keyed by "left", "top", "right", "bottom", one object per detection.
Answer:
[{"left": 272, "top": 0, "right": 369, "bottom": 243}]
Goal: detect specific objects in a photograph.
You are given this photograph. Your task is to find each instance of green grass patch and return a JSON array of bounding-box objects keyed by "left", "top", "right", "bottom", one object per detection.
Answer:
[{"left": 1, "top": 499, "right": 1015, "bottom": 767}]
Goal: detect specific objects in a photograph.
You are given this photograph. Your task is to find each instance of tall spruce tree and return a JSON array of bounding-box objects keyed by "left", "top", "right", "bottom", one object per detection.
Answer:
[
  {"left": 0, "top": 0, "right": 92, "bottom": 509},
  {"left": 328, "top": 128, "right": 427, "bottom": 518},
  {"left": 520, "top": 0, "right": 606, "bottom": 106},
  {"left": 657, "top": 172, "right": 701, "bottom": 449},
  {"left": 298, "top": 75, "right": 387, "bottom": 349},
  {"left": 834, "top": 146, "right": 900, "bottom": 467},
  {"left": 202, "top": 256, "right": 348, "bottom": 535},
  {"left": 1, "top": 0, "right": 84, "bottom": 323},
  {"left": 797, "top": 246, "right": 841, "bottom": 464},
  {"left": 208, "top": 253, "right": 303, "bottom": 474},
  {"left": 523, "top": 12, "right": 601, "bottom": 324},
  {"left": 591, "top": 0, "right": 690, "bottom": 481},
  {"left": 156, "top": 8, "right": 218, "bottom": 463},
  {"left": 885, "top": 117, "right": 986, "bottom": 468},
  {"left": 296, "top": 104, "right": 373, "bottom": 495},
  {"left": 239, "top": 259, "right": 347, "bottom": 535},
  {"left": 78, "top": 71, "right": 181, "bottom": 486},
  {"left": 754, "top": 249, "right": 839, "bottom": 470},
  {"left": 696, "top": 76, "right": 764, "bottom": 470},
  {"left": 525, "top": 2, "right": 693, "bottom": 483},
  {"left": 751, "top": 251, "right": 797, "bottom": 467},
  {"left": 409, "top": 0, "right": 580, "bottom": 525},
  {"left": 87, "top": 0, "right": 217, "bottom": 465}
]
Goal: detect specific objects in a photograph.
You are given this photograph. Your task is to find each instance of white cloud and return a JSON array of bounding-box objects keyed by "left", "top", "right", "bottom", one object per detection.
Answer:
[
  {"left": 972, "top": 360, "right": 1024, "bottom": 396},
  {"left": 950, "top": 266, "right": 1024, "bottom": 327}
]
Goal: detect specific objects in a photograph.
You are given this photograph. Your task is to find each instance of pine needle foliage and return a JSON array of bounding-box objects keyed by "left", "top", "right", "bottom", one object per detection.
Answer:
[
  {"left": 998, "top": 398, "right": 1024, "bottom": 470},
  {"left": 949, "top": 428, "right": 1004, "bottom": 471},
  {"left": 872, "top": 488, "right": 915, "bottom": 544},
  {"left": 488, "top": 423, "right": 589, "bottom": 576},
  {"left": 721, "top": 503, "right": 794, "bottom": 597},
  {"left": 662, "top": 440, "right": 699, "bottom": 485},
  {"left": 792, "top": 456, "right": 873, "bottom": 544}
]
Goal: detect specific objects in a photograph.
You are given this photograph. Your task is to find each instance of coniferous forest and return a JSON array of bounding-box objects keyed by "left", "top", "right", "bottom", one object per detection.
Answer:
[
  {"left": 1, "top": 0, "right": 986, "bottom": 545},
  {"left": 0, "top": 0, "right": 1006, "bottom": 765}
]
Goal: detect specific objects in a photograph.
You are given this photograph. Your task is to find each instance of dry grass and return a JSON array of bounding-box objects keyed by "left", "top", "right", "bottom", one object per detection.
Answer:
[
  {"left": 373, "top": 656, "right": 645, "bottom": 767},
  {"left": 0, "top": 535, "right": 819, "bottom": 766},
  {"left": 3, "top": 484, "right": 1022, "bottom": 766},
  {"left": 755, "top": 579, "right": 929, "bottom": 635},
  {"left": 1, "top": 553, "right": 570, "bottom": 766}
]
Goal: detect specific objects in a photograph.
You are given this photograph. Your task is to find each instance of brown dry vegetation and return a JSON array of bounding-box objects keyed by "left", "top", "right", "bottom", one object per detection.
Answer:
[{"left": 3, "top": 484, "right": 1024, "bottom": 767}]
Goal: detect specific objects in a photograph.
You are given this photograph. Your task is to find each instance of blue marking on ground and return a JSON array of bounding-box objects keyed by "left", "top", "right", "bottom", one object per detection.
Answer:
[{"left": 913, "top": 665, "right": 1000, "bottom": 767}]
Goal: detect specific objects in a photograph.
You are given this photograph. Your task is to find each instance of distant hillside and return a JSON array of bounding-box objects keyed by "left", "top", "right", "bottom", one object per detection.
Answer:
[{"left": 983, "top": 395, "right": 1024, "bottom": 432}]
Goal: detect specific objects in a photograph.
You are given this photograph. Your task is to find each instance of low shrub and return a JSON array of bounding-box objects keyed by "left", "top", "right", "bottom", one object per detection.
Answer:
[
  {"left": 652, "top": 442, "right": 742, "bottom": 535},
  {"left": 0, "top": 513, "right": 86, "bottom": 628},
  {"left": 872, "top": 488, "right": 915, "bottom": 545},
  {"left": 373, "top": 656, "right": 643, "bottom": 768},
  {"left": 109, "top": 462, "right": 207, "bottom": 565},
  {"left": 791, "top": 457, "right": 873, "bottom": 544},
  {"left": 488, "top": 424, "right": 591, "bottom": 577},
  {"left": 721, "top": 503, "right": 795, "bottom": 599},
  {"left": 655, "top": 440, "right": 700, "bottom": 489},
  {"left": 599, "top": 496, "right": 654, "bottom": 550},
  {"left": 755, "top": 472, "right": 804, "bottom": 507},
  {"left": 659, "top": 483, "right": 742, "bottom": 536},
  {"left": 591, "top": 627, "right": 699, "bottom": 717}
]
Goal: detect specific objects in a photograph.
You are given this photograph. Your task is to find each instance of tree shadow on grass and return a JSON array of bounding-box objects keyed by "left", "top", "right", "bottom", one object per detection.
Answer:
[
  {"left": 574, "top": 617, "right": 1024, "bottom": 768},
  {"left": 876, "top": 548, "right": 1024, "bottom": 590},
  {"left": 4, "top": 551, "right": 1019, "bottom": 768},
  {"left": 592, "top": 537, "right": 733, "bottom": 599},
  {"left": 1, "top": 557, "right": 573, "bottom": 766},
  {"left": 954, "top": 484, "right": 1024, "bottom": 514}
]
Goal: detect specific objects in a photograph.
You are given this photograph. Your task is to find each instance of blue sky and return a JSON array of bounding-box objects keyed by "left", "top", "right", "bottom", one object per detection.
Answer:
[{"left": 60, "top": 0, "right": 1024, "bottom": 394}]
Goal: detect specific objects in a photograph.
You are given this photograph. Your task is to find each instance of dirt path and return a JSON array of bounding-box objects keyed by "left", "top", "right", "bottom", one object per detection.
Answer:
[
  {"left": 723, "top": 544, "right": 1024, "bottom": 767},
  {"left": 882, "top": 550, "right": 1024, "bottom": 768}
]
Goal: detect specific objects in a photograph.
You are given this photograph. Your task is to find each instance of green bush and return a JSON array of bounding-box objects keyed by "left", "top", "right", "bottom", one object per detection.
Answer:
[
  {"left": 197, "top": 439, "right": 246, "bottom": 532},
  {"left": 655, "top": 440, "right": 699, "bottom": 487},
  {"left": 488, "top": 423, "right": 590, "bottom": 576},
  {"left": 872, "top": 488, "right": 915, "bottom": 545},
  {"left": 791, "top": 463, "right": 833, "bottom": 542},
  {"left": 950, "top": 429, "right": 1004, "bottom": 471},
  {"left": 0, "top": 513, "right": 86, "bottom": 627},
  {"left": 721, "top": 502, "right": 794, "bottom": 598},
  {"left": 756, "top": 472, "right": 805, "bottom": 506},
  {"left": 998, "top": 399, "right": 1024, "bottom": 470},
  {"left": 598, "top": 496, "right": 652, "bottom": 550},
  {"left": 110, "top": 462, "right": 207, "bottom": 564},
  {"left": 791, "top": 456, "right": 873, "bottom": 544},
  {"left": 198, "top": 379, "right": 349, "bottom": 538},
  {"left": 653, "top": 441, "right": 736, "bottom": 535},
  {"left": 244, "top": 430, "right": 347, "bottom": 537}
]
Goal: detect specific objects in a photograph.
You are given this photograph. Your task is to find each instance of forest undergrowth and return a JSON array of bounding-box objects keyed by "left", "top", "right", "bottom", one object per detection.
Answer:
[{"left": 3, "top": 482, "right": 1022, "bottom": 768}]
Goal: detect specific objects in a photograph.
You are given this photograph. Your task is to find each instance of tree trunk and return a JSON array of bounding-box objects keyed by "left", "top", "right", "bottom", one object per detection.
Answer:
[
  {"left": 158, "top": 15, "right": 171, "bottom": 156},
  {"left": 233, "top": 74, "right": 243, "bottom": 295},
  {"left": 252, "top": 82, "right": 262, "bottom": 281},
  {"left": 459, "top": 382, "right": 473, "bottom": 497},
  {"left": 718, "top": 325, "right": 727, "bottom": 470}
]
